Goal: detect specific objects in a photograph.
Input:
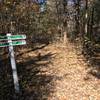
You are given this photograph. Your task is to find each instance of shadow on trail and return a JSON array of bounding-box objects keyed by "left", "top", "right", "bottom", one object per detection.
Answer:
[
  {"left": 16, "top": 44, "right": 49, "bottom": 58},
  {"left": 17, "top": 52, "right": 56, "bottom": 100},
  {"left": 83, "top": 42, "right": 100, "bottom": 79},
  {"left": 0, "top": 55, "right": 14, "bottom": 100},
  {"left": 0, "top": 45, "right": 56, "bottom": 100},
  {"left": 87, "top": 46, "right": 100, "bottom": 79}
]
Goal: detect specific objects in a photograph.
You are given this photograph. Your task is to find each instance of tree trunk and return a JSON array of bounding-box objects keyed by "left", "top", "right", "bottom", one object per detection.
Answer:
[
  {"left": 90, "top": 7, "right": 94, "bottom": 41},
  {"left": 85, "top": 0, "right": 88, "bottom": 35},
  {"left": 63, "top": 0, "right": 68, "bottom": 45}
]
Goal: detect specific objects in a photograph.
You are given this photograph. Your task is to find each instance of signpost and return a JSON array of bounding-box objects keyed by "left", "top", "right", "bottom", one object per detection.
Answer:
[{"left": 0, "top": 33, "right": 26, "bottom": 93}]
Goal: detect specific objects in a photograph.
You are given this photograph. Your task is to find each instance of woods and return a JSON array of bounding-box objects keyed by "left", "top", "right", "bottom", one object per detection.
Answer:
[
  {"left": 0, "top": 0, "right": 99, "bottom": 42},
  {"left": 0, "top": 0, "right": 100, "bottom": 100}
]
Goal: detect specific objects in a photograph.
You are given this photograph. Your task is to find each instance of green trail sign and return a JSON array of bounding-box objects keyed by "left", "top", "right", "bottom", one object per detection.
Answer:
[
  {"left": 0, "top": 35, "right": 26, "bottom": 41},
  {"left": 0, "top": 33, "right": 27, "bottom": 93},
  {"left": 0, "top": 40, "right": 26, "bottom": 47}
]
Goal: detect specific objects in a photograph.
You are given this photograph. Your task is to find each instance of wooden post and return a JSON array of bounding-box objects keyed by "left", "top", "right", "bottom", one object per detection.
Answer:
[{"left": 7, "top": 33, "right": 20, "bottom": 93}]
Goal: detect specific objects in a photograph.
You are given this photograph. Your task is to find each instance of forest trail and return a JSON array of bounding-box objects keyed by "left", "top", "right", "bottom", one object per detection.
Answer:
[
  {"left": 12, "top": 40, "right": 100, "bottom": 100},
  {"left": 46, "top": 42, "right": 100, "bottom": 100},
  {"left": 0, "top": 0, "right": 100, "bottom": 100},
  {"left": 16, "top": 39, "right": 100, "bottom": 100}
]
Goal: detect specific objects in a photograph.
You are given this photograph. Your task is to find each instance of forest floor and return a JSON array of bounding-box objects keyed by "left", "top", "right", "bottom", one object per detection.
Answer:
[{"left": 0, "top": 39, "right": 100, "bottom": 100}]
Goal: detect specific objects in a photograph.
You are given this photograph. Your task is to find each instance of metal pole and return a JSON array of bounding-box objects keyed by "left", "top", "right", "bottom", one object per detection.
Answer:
[{"left": 7, "top": 33, "right": 20, "bottom": 93}]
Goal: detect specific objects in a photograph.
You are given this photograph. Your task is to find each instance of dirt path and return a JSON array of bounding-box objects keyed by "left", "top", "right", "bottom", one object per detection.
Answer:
[
  {"left": 47, "top": 43, "right": 100, "bottom": 100},
  {"left": 16, "top": 41, "right": 100, "bottom": 100}
]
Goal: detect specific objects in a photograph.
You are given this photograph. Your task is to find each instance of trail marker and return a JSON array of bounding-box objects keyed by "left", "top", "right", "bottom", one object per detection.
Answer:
[{"left": 0, "top": 33, "right": 26, "bottom": 93}]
